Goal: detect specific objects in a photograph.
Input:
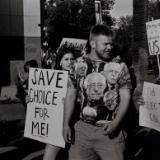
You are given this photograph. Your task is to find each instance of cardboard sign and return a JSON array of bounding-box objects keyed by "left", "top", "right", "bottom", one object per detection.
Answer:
[
  {"left": 146, "top": 19, "right": 160, "bottom": 56},
  {"left": 58, "top": 38, "right": 87, "bottom": 53},
  {"left": 24, "top": 68, "right": 68, "bottom": 148},
  {"left": 139, "top": 82, "right": 160, "bottom": 132}
]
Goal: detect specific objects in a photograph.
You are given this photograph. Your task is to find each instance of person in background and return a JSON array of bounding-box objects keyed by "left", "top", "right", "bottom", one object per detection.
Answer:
[
  {"left": 15, "top": 59, "right": 38, "bottom": 109},
  {"left": 63, "top": 24, "right": 131, "bottom": 160},
  {"left": 132, "top": 77, "right": 160, "bottom": 160},
  {"left": 43, "top": 44, "right": 76, "bottom": 160}
]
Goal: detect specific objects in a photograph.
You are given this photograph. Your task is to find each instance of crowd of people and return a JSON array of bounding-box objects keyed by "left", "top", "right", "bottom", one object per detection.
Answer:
[{"left": 14, "top": 24, "right": 160, "bottom": 160}]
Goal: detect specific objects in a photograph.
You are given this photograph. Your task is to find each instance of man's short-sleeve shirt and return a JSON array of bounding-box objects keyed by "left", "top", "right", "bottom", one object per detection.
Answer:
[{"left": 70, "top": 55, "right": 131, "bottom": 124}]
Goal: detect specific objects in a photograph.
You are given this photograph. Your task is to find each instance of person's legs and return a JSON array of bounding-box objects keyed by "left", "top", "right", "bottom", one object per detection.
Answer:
[
  {"left": 69, "top": 120, "right": 99, "bottom": 160},
  {"left": 94, "top": 129, "right": 126, "bottom": 160},
  {"left": 43, "top": 144, "right": 61, "bottom": 160}
]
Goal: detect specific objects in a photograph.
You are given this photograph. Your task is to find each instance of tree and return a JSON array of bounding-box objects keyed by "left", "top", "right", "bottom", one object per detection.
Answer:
[
  {"left": 46, "top": 0, "right": 115, "bottom": 30},
  {"left": 117, "top": 16, "right": 133, "bottom": 31},
  {"left": 100, "top": 0, "right": 115, "bottom": 10},
  {"left": 132, "top": 0, "right": 152, "bottom": 85},
  {"left": 42, "top": 0, "right": 116, "bottom": 47},
  {"left": 148, "top": 0, "right": 160, "bottom": 20},
  {"left": 77, "top": 0, "right": 96, "bottom": 29},
  {"left": 114, "top": 16, "right": 134, "bottom": 67}
]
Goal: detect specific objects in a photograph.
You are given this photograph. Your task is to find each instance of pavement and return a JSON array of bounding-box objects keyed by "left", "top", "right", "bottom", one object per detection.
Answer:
[{"left": 0, "top": 102, "right": 45, "bottom": 160}]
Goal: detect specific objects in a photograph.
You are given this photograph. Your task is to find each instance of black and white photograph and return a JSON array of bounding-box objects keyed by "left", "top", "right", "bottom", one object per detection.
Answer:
[{"left": 0, "top": 0, "right": 160, "bottom": 160}]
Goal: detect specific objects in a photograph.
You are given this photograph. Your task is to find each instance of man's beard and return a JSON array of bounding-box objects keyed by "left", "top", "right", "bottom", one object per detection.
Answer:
[{"left": 96, "top": 51, "right": 113, "bottom": 62}]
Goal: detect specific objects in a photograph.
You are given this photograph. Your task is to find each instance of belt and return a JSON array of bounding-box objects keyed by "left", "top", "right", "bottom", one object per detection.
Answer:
[
  {"left": 81, "top": 118, "right": 95, "bottom": 125},
  {"left": 81, "top": 118, "right": 112, "bottom": 127}
]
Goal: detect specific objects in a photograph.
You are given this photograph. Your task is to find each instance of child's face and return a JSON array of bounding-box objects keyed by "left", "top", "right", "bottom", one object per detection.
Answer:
[{"left": 60, "top": 53, "right": 75, "bottom": 71}]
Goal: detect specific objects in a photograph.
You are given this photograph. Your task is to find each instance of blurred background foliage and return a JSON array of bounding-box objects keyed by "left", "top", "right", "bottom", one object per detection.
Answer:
[{"left": 42, "top": 0, "right": 115, "bottom": 52}]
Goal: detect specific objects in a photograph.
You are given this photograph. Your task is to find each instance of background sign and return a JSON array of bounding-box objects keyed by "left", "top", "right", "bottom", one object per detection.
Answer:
[
  {"left": 146, "top": 19, "right": 160, "bottom": 56},
  {"left": 57, "top": 38, "right": 87, "bottom": 57},
  {"left": 24, "top": 68, "right": 68, "bottom": 148},
  {"left": 139, "top": 81, "right": 160, "bottom": 132},
  {"left": 58, "top": 38, "right": 87, "bottom": 52}
]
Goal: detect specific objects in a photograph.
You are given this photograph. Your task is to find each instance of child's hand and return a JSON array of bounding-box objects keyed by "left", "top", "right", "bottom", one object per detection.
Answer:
[
  {"left": 133, "top": 87, "right": 145, "bottom": 111},
  {"left": 25, "top": 95, "right": 31, "bottom": 104}
]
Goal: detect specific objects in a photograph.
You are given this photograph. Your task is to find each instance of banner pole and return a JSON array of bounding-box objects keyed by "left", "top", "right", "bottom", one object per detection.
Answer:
[{"left": 156, "top": 52, "right": 160, "bottom": 79}]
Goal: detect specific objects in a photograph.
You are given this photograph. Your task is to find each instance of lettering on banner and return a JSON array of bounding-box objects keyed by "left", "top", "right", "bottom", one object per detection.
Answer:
[
  {"left": 146, "top": 20, "right": 160, "bottom": 56},
  {"left": 31, "top": 69, "right": 64, "bottom": 87},
  {"left": 31, "top": 107, "right": 50, "bottom": 137},
  {"left": 28, "top": 89, "right": 58, "bottom": 106},
  {"left": 144, "top": 86, "right": 155, "bottom": 97},
  {"left": 143, "top": 84, "right": 160, "bottom": 124},
  {"left": 25, "top": 68, "right": 68, "bottom": 147},
  {"left": 148, "top": 40, "right": 160, "bottom": 55},
  {"left": 31, "top": 121, "right": 49, "bottom": 137}
]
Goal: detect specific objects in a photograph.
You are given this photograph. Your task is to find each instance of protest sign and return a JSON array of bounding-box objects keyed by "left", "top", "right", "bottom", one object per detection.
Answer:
[
  {"left": 146, "top": 19, "right": 160, "bottom": 56},
  {"left": 24, "top": 68, "right": 68, "bottom": 148},
  {"left": 57, "top": 38, "right": 87, "bottom": 57},
  {"left": 139, "top": 82, "right": 160, "bottom": 132},
  {"left": 146, "top": 19, "right": 160, "bottom": 77}
]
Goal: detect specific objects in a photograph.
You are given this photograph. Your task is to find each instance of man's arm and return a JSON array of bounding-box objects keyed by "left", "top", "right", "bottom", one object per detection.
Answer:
[
  {"left": 103, "top": 88, "right": 131, "bottom": 135},
  {"left": 63, "top": 82, "right": 77, "bottom": 143}
]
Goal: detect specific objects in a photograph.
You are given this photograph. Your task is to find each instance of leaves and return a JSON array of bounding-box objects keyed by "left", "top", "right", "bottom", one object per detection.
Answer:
[
  {"left": 148, "top": 0, "right": 160, "bottom": 20},
  {"left": 42, "top": 0, "right": 115, "bottom": 51},
  {"left": 44, "top": 0, "right": 115, "bottom": 28}
]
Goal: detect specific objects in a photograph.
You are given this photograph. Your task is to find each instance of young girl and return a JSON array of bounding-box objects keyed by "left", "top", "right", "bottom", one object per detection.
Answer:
[{"left": 43, "top": 45, "right": 76, "bottom": 160}]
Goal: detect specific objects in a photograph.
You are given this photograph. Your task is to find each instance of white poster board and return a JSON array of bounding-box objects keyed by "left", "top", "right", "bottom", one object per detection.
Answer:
[
  {"left": 139, "top": 82, "right": 160, "bottom": 132},
  {"left": 57, "top": 38, "right": 87, "bottom": 55},
  {"left": 24, "top": 68, "right": 68, "bottom": 148},
  {"left": 146, "top": 19, "right": 160, "bottom": 56}
]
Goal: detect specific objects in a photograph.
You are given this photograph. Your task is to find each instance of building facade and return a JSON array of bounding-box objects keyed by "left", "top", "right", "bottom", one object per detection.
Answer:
[{"left": 0, "top": 0, "right": 41, "bottom": 87}]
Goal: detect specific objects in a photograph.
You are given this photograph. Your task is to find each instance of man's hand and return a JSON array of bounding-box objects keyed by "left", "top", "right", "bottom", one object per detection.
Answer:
[
  {"left": 96, "top": 120, "right": 117, "bottom": 136},
  {"left": 103, "top": 121, "right": 118, "bottom": 135},
  {"left": 63, "top": 124, "right": 73, "bottom": 143}
]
